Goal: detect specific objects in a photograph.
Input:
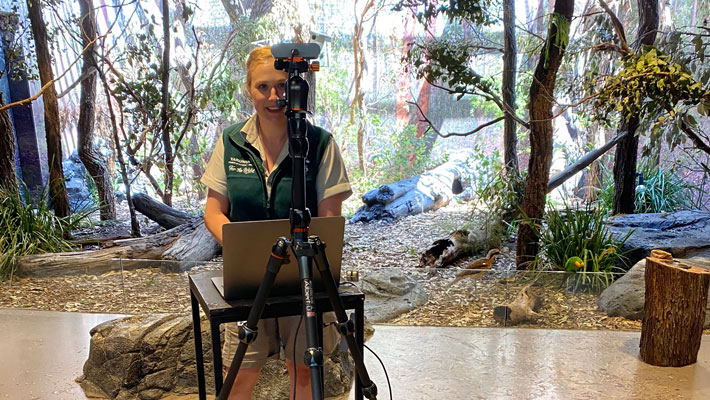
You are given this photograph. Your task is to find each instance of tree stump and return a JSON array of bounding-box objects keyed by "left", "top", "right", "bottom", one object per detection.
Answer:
[
  {"left": 639, "top": 250, "right": 710, "bottom": 367},
  {"left": 493, "top": 285, "right": 542, "bottom": 325}
]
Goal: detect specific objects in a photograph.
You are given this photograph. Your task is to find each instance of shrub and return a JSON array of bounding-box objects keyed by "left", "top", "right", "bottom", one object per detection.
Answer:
[
  {"left": 0, "top": 185, "right": 91, "bottom": 280},
  {"left": 535, "top": 202, "right": 632, "bottom": 292},
  {"left": 597, "top": 160, "right": 702, "bottom": 213}
]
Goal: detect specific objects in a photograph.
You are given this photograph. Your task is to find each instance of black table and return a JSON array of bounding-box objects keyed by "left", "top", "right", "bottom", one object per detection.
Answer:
[{"left": 189, "top": 270, "right": 365, "bottom": 399}]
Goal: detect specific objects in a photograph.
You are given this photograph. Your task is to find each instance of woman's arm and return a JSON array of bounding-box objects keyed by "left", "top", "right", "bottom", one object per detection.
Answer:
[
  {"left": 204, "top": 189, "right": 230, "bottom": 245},
  {"left": 318, "top": 192, "right": 345, "bottom": 217}
]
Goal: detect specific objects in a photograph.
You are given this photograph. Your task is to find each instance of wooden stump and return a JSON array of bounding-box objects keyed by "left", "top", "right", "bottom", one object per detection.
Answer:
[
  {"left": 639, "top": 250, "right": 710, "bottom": 367},
  {"left": 493, "top": 285, "right": 542, "bottom": 325}
]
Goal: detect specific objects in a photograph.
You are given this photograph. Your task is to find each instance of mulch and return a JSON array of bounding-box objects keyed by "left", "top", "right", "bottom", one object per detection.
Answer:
[{"left": 0, "top": 200, "right": 643, "bottom": 332}]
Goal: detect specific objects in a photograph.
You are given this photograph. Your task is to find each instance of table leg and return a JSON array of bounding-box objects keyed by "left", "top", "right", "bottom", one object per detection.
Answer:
[
  {"left": 356, "top": 300, "right": 364, "bottom": 400},
  {"left": 210, "top": 321, "right": 224, "bottom": 396},
  {"left": 191, "top": 292, "right": 206, "bottom": 400}
]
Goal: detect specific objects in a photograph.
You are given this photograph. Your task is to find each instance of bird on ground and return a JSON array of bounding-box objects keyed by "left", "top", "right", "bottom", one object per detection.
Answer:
[{"left": 450, "top": 248, "right": 502, "bottom": 286}]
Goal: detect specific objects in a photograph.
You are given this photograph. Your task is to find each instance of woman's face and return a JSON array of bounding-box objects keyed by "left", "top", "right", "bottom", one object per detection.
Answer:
[{"left": 248, "top": 61, "right": 288, "bottom": 127}]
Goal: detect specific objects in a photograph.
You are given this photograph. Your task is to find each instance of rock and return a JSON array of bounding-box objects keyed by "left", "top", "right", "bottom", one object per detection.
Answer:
[
  {"left": 79, "top": 313, "right": 356, "bottom": 399},
  {"left": 599, "top": 256, "right": 710, "bottom": 328},
  {"left": 357, "top": 269, "right": 428, "bottom": 323},
  {"left": 62, "top": 150, "right": 95, "bottom": 211},
  {"left": 606, "top": 211, "right": 710, "bottom": 267},
  {"left": 598, "top": 259, "right": 647, "bottom": 320}
]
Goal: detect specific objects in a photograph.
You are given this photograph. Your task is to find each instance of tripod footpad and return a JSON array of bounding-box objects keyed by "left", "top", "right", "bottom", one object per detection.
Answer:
[
  {"left": 237, "top": 322, "right": 258, "bottom": 344},
  {"left": 304, "top": 347, "right": 324, "bottom": 367}
]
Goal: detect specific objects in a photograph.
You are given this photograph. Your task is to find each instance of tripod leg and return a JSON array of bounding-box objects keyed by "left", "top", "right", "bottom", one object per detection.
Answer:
[
  {"left": 217, "top": 238, "right": 289, "bottom": 400},
  {"left": 311, "top": 237, "right": 378, "bottom": 400},
  {"left": 295, "top": 251, "right": 325, "bottom": 400}
]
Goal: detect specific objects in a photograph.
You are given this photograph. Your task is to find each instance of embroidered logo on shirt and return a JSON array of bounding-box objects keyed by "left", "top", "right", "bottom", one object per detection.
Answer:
[{"left": 228, "top": 157, "right": 256, "bottom": 175}]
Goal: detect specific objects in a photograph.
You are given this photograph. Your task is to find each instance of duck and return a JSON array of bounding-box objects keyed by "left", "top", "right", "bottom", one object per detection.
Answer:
[{"left": 450, "top": 248, "right": 502, "bottom": 286}]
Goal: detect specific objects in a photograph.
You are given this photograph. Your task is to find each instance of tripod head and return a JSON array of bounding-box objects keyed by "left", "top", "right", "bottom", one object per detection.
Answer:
[{"left": 270, "top": 43, "right": 321, "bottom": 234}]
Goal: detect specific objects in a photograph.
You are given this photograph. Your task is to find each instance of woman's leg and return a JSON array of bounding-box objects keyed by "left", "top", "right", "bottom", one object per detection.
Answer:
[
  {"left": 285, "top": 360, "right": 313, "bottom": 400},
  {"left": 223, "top": 366, "right": 262, "bottom": 400}
]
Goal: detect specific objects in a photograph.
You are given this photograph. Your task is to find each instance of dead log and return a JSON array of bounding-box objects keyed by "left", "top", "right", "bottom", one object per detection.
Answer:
[
  {"left": 351, "top": 155, "right": 472, "bottom": 223},
  {"left": 132, "top": 192, "right": 192, "bottom": 229},
  {"left": 361, "top": 177, "right": 418, "bottom": 205},
  {"left": 493, "top": 285, "right": 542, "bottom": 325},
  {"left": 17, "top": 219, "right": 220, "bottom": 277},
  {"left": 640, "top": 250, "right": 710, "bottom": 367},
  {"left": 420, "top": 230, "right": 469, "bottom": 269}
]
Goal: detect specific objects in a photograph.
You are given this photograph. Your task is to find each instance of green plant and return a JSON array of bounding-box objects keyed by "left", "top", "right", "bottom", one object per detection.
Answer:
[
  {"left": 597, "top": 159, "right": 702, "bottom": 213},
  {"left": 0, "top": 184, "right": 91, "bottom": 280},
  {"left": 534, "top": 203, "right": 632, "bottom": 292},
  {"left": 457, "top": 151, "right": 525, "bottom": 255}
]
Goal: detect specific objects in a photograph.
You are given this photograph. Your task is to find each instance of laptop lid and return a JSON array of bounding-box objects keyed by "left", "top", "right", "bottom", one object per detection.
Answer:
[{"left": 216, "top": 216, "right": 345, "bottom": 300}]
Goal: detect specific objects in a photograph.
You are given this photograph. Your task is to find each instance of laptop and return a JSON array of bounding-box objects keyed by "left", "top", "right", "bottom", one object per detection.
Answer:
[{"left": 212, "top": 216, "right": 346, "bottom": 300}]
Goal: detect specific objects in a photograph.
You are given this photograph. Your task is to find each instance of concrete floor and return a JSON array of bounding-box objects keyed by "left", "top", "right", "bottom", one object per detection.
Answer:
[{"left": 1, "top": 309, "right": 709, "bottom": 400}]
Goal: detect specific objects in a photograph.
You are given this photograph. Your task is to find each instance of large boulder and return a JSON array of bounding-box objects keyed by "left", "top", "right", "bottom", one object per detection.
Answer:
[
  {"left": 606, "top": 211, "right": 710, "bottom": 267},
  {"left": 78, "top": 314, "right": 355, "bottom": 399},
  {"left": 599, "top": 255, "right": 710, "bottom": 328},
  {"left": 358, "top": 269, "right": 428, "bottom": 323},
  {"left": 62, "top": 150, "right": 95, "bottom": 211}
]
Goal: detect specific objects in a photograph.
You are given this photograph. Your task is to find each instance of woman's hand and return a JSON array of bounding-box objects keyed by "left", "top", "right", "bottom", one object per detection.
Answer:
[{"left": 204, "top": 189, "right": 230, "bottom": 245}]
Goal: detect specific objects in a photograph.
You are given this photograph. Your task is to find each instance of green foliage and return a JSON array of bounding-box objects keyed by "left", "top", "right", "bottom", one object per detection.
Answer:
[
  {"left": 370, "top": 124, "right": 443, "bottom": 185},
  {"left": 462, "top": 152, "right": 525, "bottom": 254},
  {"left": 394, "top": 0, "right": 495, "bottom": 27},
  {"left": 544, "top": 12, "right": 571, "bottom": 69},
  {"left": 593, "top": 48, "right": 710, "bottom": 122},
  {"left": 404, "top": 34, "right": 499, "bottom": 101},
  {"left": 0, "top": 185, "right": 90, "bottom": 280},
  {"left": 535, "top": 203, "right": 632, "bottom": 292},
  {"left": 596, "top": 160, "right": 703, "bottom": 213}
]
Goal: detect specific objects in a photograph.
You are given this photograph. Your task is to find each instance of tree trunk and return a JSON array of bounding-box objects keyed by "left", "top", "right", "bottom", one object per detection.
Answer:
[
  {"left": 640, "top": 251, "right": 710, "bottom": 366},
  {"left": 98, "top": 69, "right": 141, "bottom": 236},
  {"left": 160, "top": 0, "right": 173, "bottom": 206},
  {"left": 27, "top": 0, "right": 70, "bottom": 218},
  {"left": 395, "top": 12, "right": 416, "bottom": 128},
  {"left": 516, "top": 0, "right": 574, "bottom": 269},
  {"left": 0, "top": 93, "right": 16, "bottom": 189},
  {"left": 78, "top": 0, "right": 116, "bottom": 220},
  {"left": 612, "top": 0, "right": 659, "bottom": 215},
  {"left": 502, "top": 0, "right": 519, "bottom": 175}
]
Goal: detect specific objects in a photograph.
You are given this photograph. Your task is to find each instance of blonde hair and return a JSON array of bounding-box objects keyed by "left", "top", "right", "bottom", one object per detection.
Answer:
[{"left": 245, "top": 46, "right": 274, "bottom": 89}]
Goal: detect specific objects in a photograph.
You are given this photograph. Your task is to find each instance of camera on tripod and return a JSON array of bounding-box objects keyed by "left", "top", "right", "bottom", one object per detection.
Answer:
[{"left": 271, "top": 43, "right": 321, "bottom": 115}]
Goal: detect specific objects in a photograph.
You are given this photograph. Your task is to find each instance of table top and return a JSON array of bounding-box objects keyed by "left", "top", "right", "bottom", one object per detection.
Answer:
[{"left": 189, "top": 270, "right": 364, "bottom": 322}]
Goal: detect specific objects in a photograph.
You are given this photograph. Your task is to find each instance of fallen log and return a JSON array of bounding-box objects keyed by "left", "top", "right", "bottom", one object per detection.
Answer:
[
  {"left": 361, "top": 177, "right": 418, "bottom": 206},
  {"left": 493, "top": 285, "right": 542, "bottom": 325},
  {"left": 351, "top": 154, "right": 472, "bottom": 223},
  {"left": 420, "top": 230, "right": 469, "bottom": 269},
  {"left": 17, "top": 219, "right": 220, "bottom": 277},
  {"left": 132, "top": 192, "right": 193, "bottom": 229}
]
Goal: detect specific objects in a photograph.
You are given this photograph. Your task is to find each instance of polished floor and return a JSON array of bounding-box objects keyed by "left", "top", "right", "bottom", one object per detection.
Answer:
[{"left": 1, "top": 309, "right": 709, "bottom": 400}]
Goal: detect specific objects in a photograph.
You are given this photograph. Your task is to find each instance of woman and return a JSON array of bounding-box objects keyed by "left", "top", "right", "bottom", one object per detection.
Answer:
[{"left": 201, "top": 46, "right": 351, "bottom": 399}]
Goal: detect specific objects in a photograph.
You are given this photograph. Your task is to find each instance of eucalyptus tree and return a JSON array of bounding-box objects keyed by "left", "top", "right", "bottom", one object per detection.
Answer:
[
  {"left": 77, "top": 0, "right": 116, "bottom": 220},
  {"left": 26, "top": 0, "right": 70, "bottom": 218}
]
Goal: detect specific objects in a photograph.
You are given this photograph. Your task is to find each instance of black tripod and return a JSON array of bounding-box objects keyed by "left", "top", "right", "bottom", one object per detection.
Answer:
[{"left": 216, "top": 43, "right": 378, "bottom": 400}]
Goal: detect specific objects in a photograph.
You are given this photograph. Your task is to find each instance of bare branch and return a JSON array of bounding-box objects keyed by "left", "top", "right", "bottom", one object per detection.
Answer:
[
  {"left": 408, "top": 100, "right": 504, "bottom": 138},
  {"left": 598, "top": 0, "right": 632, "bottom": 54},
  {"left": 0, "top": 35, "right": 103, "bottom": 112}
]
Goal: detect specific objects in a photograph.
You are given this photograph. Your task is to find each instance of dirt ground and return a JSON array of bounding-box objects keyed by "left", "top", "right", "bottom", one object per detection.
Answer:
[{"left": 0, "top": 201, "right": 643, "bottom": 331}]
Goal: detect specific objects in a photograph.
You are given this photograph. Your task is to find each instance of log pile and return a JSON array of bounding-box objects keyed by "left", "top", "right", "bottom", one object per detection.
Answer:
[{"left": 351, "top": 154, "right": 474, "bottom": 223}]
